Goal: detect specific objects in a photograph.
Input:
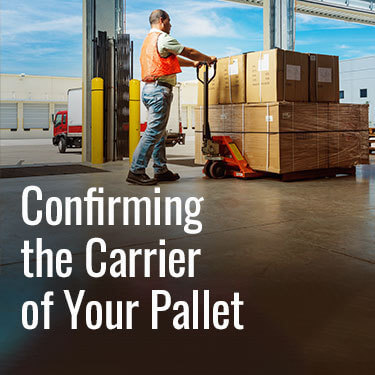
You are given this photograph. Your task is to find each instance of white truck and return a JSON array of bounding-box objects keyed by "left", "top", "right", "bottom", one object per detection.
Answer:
[{"left": 52, "top": 88, "right": 82, "bottom": 153}]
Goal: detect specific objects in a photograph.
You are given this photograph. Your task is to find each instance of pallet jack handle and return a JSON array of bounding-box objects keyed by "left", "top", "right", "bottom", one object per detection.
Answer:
[{"left": 197, "top": 62, "right": 216, "bottom": 141}]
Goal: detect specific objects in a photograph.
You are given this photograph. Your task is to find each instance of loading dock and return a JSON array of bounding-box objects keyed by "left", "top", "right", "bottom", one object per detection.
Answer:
[{"left": 1, "top": 1, "right": 375, "bottom": 374}]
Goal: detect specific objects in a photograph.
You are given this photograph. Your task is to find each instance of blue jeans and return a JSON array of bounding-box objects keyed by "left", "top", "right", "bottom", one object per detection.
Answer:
[{"left": 130, "top": 83, "right": 173, "bottom": 175}]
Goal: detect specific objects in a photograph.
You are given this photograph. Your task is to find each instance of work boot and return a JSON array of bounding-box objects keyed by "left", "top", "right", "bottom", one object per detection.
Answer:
[
  {"left": 126, "top": 171, "right": 157, "bottom": 185},
  {"left": 154, "top": 170, "right": 180, "bottom": 182}
]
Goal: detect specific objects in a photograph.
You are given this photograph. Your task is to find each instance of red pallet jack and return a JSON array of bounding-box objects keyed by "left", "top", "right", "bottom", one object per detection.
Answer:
[{"left": 197, "top": 62, "right": 263, "bottom": 179}]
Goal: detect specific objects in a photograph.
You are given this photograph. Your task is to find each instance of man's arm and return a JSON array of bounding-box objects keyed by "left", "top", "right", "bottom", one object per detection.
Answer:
[
  {"left": 177, "top": 56, "right": 200, "bottom": 67},
  {"left": 179, "top": 47, "right": 216, "bottom": 64}
]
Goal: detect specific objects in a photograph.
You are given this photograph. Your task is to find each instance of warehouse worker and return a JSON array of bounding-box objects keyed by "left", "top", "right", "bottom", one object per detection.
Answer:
[{"left": 127, "top": 9, "right": 217, "bottom": 185}]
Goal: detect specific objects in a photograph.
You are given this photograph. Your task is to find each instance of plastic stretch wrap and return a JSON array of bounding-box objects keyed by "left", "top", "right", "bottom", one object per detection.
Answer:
[{"left": 194, "top": 102, "right": 369, "bottom": 174}]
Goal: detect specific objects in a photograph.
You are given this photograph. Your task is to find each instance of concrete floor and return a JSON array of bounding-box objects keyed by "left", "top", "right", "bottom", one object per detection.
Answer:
[
  {"left": 0, "top": 137, "right": 195, "bottom": 166},
  {"left": 0, "top": 145, "right": 374, "bottom": 374}
]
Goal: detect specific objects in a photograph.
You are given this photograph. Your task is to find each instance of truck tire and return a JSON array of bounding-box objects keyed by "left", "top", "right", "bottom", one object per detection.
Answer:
[{"left": 58, "top": 137, "right": 67, "bottom": 153}]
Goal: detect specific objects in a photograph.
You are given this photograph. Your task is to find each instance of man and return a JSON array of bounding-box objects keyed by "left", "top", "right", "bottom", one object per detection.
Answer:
[{"left": 126, "top": 9, "right": 217, "bottom": 185}]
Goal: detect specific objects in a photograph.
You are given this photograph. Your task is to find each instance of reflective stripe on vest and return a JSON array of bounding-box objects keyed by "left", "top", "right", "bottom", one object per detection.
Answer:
[{"left": 140, "top": 32, "right": 182, "bottom": 82}]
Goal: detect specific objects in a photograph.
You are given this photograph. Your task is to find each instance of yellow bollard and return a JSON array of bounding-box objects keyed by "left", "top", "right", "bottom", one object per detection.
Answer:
[
  {"left": 91, "top": 77, "right": 104, "bottom": 164},
  {"left": 129, "top": 79, "right": 141, "bottom": 164},
  {"left": 81, "top": 85, "right": 85, "bottom": 163}
]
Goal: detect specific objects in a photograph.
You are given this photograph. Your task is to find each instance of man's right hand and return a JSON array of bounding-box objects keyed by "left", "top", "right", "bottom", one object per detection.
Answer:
[{"left": 207, "top": 56, "right": 217, "bottom": 65}]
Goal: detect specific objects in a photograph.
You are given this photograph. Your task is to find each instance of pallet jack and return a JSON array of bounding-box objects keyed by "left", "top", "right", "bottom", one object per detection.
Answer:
[{"left": 197, "top": 62, "right": 263, "bottom": 179}]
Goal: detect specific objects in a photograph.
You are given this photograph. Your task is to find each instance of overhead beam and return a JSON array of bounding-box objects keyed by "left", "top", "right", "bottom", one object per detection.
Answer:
[
  {"left": 296, "top": 0, "right": 375, "bottom": 25},
  {"left": 224, "top": 0, "right": 375, "bottom": 25}
]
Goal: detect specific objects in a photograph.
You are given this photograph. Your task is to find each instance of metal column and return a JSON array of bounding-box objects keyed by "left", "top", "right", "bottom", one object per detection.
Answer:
[
  {"left": 106, "top": 38, "right": 116, "bottom": 161},
  {"left": 82, "top": 0, "right": 124, "bottom": 162},
  {"left": 116, "top": 33, "right": 131, "bottom": 159},
  {"left": 263, "top": 0, "right": 295, "bottom": 50}
]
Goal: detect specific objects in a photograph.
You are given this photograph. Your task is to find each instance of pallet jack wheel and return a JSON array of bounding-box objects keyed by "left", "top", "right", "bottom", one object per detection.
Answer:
[
  {"left": 209, "top": 161, "right": 226, "bottom": 179},
  {"left": 203, "top": 160, "right": 213, "bottom": 178}
]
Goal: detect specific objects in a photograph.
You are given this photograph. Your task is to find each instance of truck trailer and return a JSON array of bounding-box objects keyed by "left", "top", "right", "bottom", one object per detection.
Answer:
[{"left": 52, "top": 88, "right": 82, "bottom": 153}]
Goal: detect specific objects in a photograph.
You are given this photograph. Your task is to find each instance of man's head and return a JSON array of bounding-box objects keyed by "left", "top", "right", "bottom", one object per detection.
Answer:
[{"left": 149, "top": 9, "right": 171, "bottom": 34}]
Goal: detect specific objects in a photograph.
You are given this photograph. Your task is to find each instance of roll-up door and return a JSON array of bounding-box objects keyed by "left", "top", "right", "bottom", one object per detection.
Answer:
[
  {"left": 23, "top": 103, "right": 49, "bottom": 129},
  {"left": 54, "top": 104, "right": 68, "bottom": 114},
  {"left": 0, "top": 103, "right": 17, "bottom": 129}
]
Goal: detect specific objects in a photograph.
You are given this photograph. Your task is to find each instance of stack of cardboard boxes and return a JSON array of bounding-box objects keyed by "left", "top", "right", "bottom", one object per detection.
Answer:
[{"left": 194, "top": 49, "right": 369, "bottom": 174}]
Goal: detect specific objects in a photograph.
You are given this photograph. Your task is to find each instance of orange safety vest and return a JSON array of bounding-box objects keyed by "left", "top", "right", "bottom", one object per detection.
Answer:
[{"left": 140, "top": 31, "right": 182, "bottom": 82}]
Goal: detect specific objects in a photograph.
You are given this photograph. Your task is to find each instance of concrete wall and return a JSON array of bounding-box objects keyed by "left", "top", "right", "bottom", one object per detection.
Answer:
[
  {"left": 0, "top": 74, "right": 81, "bottom": 139},
  {"left": 339, "top": 56, "right": 375, "bottom": 126}
]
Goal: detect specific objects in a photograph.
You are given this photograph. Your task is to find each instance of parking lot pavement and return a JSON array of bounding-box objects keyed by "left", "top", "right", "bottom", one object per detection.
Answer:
[
  {"left": 0, "top": 136, "right": 195, "bottom": 167},
  {"left": 1, "top": 137, "right": 374, "bottom": 169},
  {"left": 0, "top": 141, "right": 82, "bottom": 166}
]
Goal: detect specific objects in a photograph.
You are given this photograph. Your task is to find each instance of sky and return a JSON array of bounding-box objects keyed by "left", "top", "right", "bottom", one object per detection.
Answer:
[{"left": 1, "top": 0, "right": 374, "bottom": 81}]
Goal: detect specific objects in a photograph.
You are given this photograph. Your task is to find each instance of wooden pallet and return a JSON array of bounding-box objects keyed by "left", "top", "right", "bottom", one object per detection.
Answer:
[{"left": 272, "top": 167, "right": 356, "bottom": 182}]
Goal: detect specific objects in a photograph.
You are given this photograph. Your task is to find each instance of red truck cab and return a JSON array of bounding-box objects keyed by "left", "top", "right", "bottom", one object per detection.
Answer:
[{"left": 52, "top": 110, "right": 82, "bottom": 153}]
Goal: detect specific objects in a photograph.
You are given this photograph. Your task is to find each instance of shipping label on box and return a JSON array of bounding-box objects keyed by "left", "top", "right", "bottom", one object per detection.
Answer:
[
  {"left": 318, "top": 67, "right": 332, "bottom": 83},
  {"left": 286, "top": 65, "right": 301, "bottom": 81},
  {"left": 229, "top": 59, "right": 239, "bottom": 75},
  {"left": 258, "top": 54, "right": 270, "bottom": 71}
]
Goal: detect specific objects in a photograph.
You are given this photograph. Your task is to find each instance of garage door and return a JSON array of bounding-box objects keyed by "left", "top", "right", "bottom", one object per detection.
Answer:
[
  {"left": 0, "top": 103, "right": 17, "bottom": 129},
  {"left": 54, "top": 104, "right": 68, "bottom": 114},
  {"left": 23, "top": 103, "right": 49, "bottom": 129}
]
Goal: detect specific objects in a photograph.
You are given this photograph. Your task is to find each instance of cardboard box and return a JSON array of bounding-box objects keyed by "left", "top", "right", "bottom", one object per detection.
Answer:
[
  {"left": 243, "top": 132, "right": 329, "bottom": 173},
  {"left": 195, "top": 102, "right": 330, "bottom": 133},
  {"left": 328, "top": 103, "right": 369, "bottom": 131},
  {"left": 194, "top": 102, "right": 369, "bottom": 171},
  {"left": 309, "top": 53, "right": 339, "bottom": 102},
  {"left": 197, "top": 54, "right": 246, "bottom": 106},
  {"left": 246, "top": 49, "right": 309, "bottom": 103},
  {"left": 195, "top": 129, "right": 329, "bottom": 173},
  {"left": 218, "top": 54, "right": 246, "bottom": 104},
  {"left": 194, "top": 104, "right": 242, "bottom": 133},
  {"left": 243, "top": 102, "right": 330, "bottom": 132},
  {"left": 326, "top": 103, "right": 369, "bottom": 167},
  {"left": 240, "top": 103, "right": 330, "bottom": 172},
  {"left": 328, "top": 131, "right": 369, "bottom": 168}
]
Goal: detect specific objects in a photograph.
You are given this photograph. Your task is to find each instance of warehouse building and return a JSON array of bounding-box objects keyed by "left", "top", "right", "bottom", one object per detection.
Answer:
[
  {"left": 0, "top": 74, "right": 81, "bottom": 139},
  {"left": 340, "top": 55, "right": 375, "bottom": 126},
  {"left": 0, "top": 74, "right": 199, "bottom": 140}
]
